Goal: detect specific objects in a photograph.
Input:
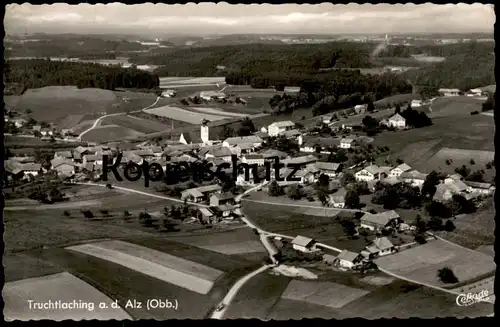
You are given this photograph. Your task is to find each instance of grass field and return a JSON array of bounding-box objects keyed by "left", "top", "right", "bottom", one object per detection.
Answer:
[
  {"left": 55, "top": 114, "right": 86, "bottom": 130},
  {"left": 4, "top": 272, "right": 132, "bottom": 321},
  {"left": 159, "top": 77, "right": 226, "bottom": 88},
  {"left": 374, "top": 93, "right": 418, "bottom": 107},
  {"left": 374, "top": 239, "right": 496, "bottom": 287},
  {"left": 101, "top": 114, "right": 171, "bottom": 134},
  {"left": 428, "top": 96, "right": 484, "bottom": 118},
  {"left": 67, "top": 241, "right": 222, "bottom": 294},
  {"left": 188, "top": 106, "right": 248, "bottom": 117},
  {"left": 81, "top": 125, "right": 145, "bottom": 142},
  {"left": 144, "top": 106, "right": 235, "bottom": 124}
]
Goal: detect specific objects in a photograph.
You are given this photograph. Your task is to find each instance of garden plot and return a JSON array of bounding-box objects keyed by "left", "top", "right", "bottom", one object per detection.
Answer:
[
  {"left": 281, "top": 280, "right": 369, "bottom": 309},
  {"left": 374, "top": 240, "right": 496, "bottom": 287},
  {"left": 144, "top": 106, "right": 233, "bottom": 124},
  {"left": 3, "top": 272, "right": 131, "bottom": 321},
  {"left": 66, "top": 240, "right": 223, "bottom": 294}
]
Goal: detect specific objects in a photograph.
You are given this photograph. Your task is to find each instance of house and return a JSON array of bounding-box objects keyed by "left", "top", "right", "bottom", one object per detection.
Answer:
[
  {"left": 83, "top": 154, "right": 101, "bottom": 166},
  {"left": 464, "top": 181, "right": 495, "bottom": 195},
  {"left": 230, "top": 143, "right": 256, "bottom": 156},
  {"left": 389, "top": 163, "right": 412, "bottom": 177},
  {"left": 197, "top": 208, "right": 216, "bottom": 224},
  {"left": 280, "top": 129, "right": 302, "bottom": 139},
  {"left": 40, "top": 128, "right": 53, "bottom": 136},
  {"left": 354, "top": 104, "right": 367, "bottom": 114},
  {"left": 467, "top": 88, "right": 483, "bottom": 97},
  {"left": 202, "top": 146, "right": 233, "bottom": 162},
  {"left": 411, "top": 100, "right": 423, "bottom": 107},
  {"left": 210, "top": 205, "right": 236, "bottom": 219},
  {"left": 433, "top": 183, "right": 455, "bottom": 202},
  {"left": 444, "top": 173, "right": 464, "bottom": 184},
  {"left": 433, "top": 180, "right": 471, "bottom": 202},
  {"left": 181, "top": 188, "right": 205, "bottom": 203},
  {"left": 121, "top": 151, "right": 144, "bottom": 165},
  {"left": 322, "top": 115, "right": 335, "bottom": 125},
  {"left": 281, "top": 155, "right": 319, "bottom": 169},
  {"left": 329, "top": 188, "right": 347, "bottom": 208},
  {"left": 355, "top": 165, "right": 390, "bottom": 182},
  {"left": 51, "top": 158, "right": 76, "bottom": 177},
  {"left": 223, "top": 136, "right": 263, "bottom": 148},
  {"left": 365, "top": 237, "right": 396, "bottom": 257},
  {"left": 438, "top": 88, "right": 460, "bottom": 97},
  {"left": 291, "top": 235, "right": 317, "bottom": 253},
  {"left": 339, "top": 138, "right": 354, "bottom": 149},
  {"left": 400, "top": 170, "right": 428, "bottom": 188},
  {"left": 336, "top": 250, "right": 363, "bottom": 269},
  {"left": 20, "top": 163, "right": 42, "bottom": 178},
  {"left": 284, "top": 86, "right": 301, "bottom": 94},
  {"left": 242, "top": 154, "right": 265, "bottom": 166},
  {"left": 210, "top": 193, "right": 236, "bottom": 207},
  {"left": 360, "top": 210, "right": 401, "bottom": 231},
  {"left": 161, "top": 89, "right": 177, "bottom": 98},
  {"left": 11, "top": 118, "right": 27, "bottom": 128},
  {"left": 267, "top": 121, "right": 296, "bottom": 137},
  {"left": 295, "top": 169, "right": 316, "bottom": 184},
  {"left": 323, "top": 253, "right": 337, "bottom": 265},
  {"left": 73, "top": 146, "right": 91, "bottom": 162},
  {"left": 315, "top": 162, "right": 342, "bottom": 178},
  {"left": 387, "top": 113, "right": 406, "bottom": 129},
  {"left": 298, "top": 136, "right": 339, "bottom": 154},
  {"left": 261, "top": 149, "right": 288, "bottom": 160},
  {"left": 381, "top": 177, "right": 402, "bottom": 187},
  {"left": 54, "top": 151, "right": 73, "bottom": 160},
  {"left": 200, "top": 91, "right": 226, "bottom": 101},
  {"left": 196, "top": 184, "right": 223, "bottom": 199}
]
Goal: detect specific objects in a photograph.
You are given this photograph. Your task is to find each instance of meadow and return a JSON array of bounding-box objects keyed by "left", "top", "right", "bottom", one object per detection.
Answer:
[
  {"left": 144, "top": 106, "right": 236, "bottom": 124},
  {"left": 80, "top": 125, "right": 145, "bottom": 142},
  {"left": 101, "top": 114, "right": 171, "bottom": 134}
]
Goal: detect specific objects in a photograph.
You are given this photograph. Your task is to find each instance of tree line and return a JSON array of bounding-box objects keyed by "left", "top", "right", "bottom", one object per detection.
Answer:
[{"left": 4, "top": 59, "right": 160, "bottom": 91}]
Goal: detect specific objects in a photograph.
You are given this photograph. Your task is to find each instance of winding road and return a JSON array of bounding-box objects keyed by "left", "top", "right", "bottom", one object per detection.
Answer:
[{"left": 78, "top": 96, "right": 161, "bottom": 140}]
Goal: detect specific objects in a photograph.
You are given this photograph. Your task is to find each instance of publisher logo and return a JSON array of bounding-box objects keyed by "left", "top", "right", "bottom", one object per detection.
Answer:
[{"left": 456, "top": 290, "right": 490, "bottom": 306}]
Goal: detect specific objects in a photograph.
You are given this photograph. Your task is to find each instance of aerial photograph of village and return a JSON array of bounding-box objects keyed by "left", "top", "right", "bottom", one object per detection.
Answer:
[{"left": 3, "top": 3, "right": 496, "bottom": 321}]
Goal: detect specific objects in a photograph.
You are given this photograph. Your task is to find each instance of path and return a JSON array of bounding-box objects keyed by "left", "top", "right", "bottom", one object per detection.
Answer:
[{"left": 78, "top": 96, "right": 160, "bottom": 140}]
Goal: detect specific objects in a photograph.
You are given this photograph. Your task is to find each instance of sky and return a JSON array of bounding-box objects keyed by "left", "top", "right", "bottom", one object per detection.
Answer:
[{"left": 5, "top": 3, "right": 495, "bottom": 36}]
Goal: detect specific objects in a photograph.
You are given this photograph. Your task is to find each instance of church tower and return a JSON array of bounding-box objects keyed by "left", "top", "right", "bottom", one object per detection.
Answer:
[{"left": 201, "top": 119, "right": 210, "bottom": 144}]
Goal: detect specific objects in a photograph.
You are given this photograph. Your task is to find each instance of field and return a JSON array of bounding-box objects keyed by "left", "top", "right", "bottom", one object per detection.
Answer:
[
  {"left": 4, "top": 272, "right": 131, "bottom": 321},
  {"left": 188, "top": 106, "right": 248, "bottom": 117},
  {"left": 101, "top": 114, "right": 171, "bottom": 134},
  {"left": 374, "top": 239, "right": 496, "bottom": 288},
  {"left": 56, "top": 114, "right": 86, "bottom": 130},
  {"left": 374, "top": 93, "right": 418, "bottom": 107},
  {"left": 80, "top": 125, "right": 145, "bottom": 142},
  {"left": 159, "top": 77, "right": 226, "bottom": 88},
  {"left": 144, "top": 105, "right": 239, "bottom": 124},
  {"left": 67, "top": 240, "right": 223, "bottom": 294},
  {"left": 428, "top": 96, "right": 485, "bottom": 118}
]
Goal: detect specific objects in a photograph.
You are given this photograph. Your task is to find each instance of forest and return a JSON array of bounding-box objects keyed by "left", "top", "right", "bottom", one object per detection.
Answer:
[{"left": 4, "top": 59, "right": 160, "bottom": 91}]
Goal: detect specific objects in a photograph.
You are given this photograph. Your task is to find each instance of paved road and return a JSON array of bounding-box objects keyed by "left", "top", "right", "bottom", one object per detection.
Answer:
[
  {"left": 210, "top": 265, "right": 270, "bottom": 319},
  {"left": 78, "top": 96, "right": 160, "bottom": 140}
]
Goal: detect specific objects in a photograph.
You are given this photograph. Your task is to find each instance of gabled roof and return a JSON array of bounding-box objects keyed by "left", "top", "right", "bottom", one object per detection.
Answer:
[
  {"left": 196, "top": 184, "right": 222, "bottom": 193},
  {"left": 281, "top": 155, "right": 318, "bottom": 166},
  {"left": 315, "top": 162, "right": 341, "bottom": 172},
  {"left": 361, "top": 165, "right": 382, "bottom": 175},
  {"left": 243, "top": 154, "right": 264, "bottom": 160},
  {"left": 447, "top": 173, "right": 463, "bottom": 181},
  {"left": 20, "top": 163, "right": 42, "bottom": 171},
  {"left": 261, "top": 149, "right": 288, "bottom": 159},
  {"left": 211, "top": 193, "right": 235, "bottom": 201},
  {"left": 400, "top": 170, "right": 428, "bottom": 180},
  {"left": 207, "top": 146, "right": 233, "bottom": 158},
  {"left": 291, "top": 235, "right": 315, "bottom": 247},
  {"left": 393, "top": 163, "right": 412, "bottom": 172},
  {"left": 51, "top": 158, "right": 75, "bottom": 168},
  {"left": 433, "top": 183, "right": 453, "bottom": 201},
  {"left": 55, "top": 151, "right": 73, "bottom": 158},
  {"left": 337, "top": 250, "right": 360, "bottom": 262},
  {"left": 371, "top": 237, "right": 394, "bottom": 250},
  {"left": 340, "top": 138, "right": 354, "bottom": 144},
  {"left": 329, "top": 188, "right": 347, "bottom": 203},
  {"left": 83, "top": 154, "right": 100, "bottom": 162},
  {"left": 280, "top": 129, "right": 301, "bottom": 137},
  {"left": 389, "top": 113, "right": 406, "bottom": 122},
  {"left": 224, "top": 135, "right": 263, "bottom": 145},
  {"left": 445, "top": 180, "right": 469, "bottom": 193},
  {"left": 361, "top": 210, "right": 399, "bottom": 226},
  {"left": 439, "top": 88, "right": 460, "bottom": 93},
  {"left": 198, "top": 208, "right": 214, "bottom": 217},
  {"left": 135, "top": 149, "right": 154, "bottom": 157},
  {"left": 465, "top": 181, "right": 494, "bottom": 189},
  {"left": 183, "top": 188, "right": 204, "bottom": 198},
  {"left": 269, "top": 121, "right": 295, "bottom": 128}
]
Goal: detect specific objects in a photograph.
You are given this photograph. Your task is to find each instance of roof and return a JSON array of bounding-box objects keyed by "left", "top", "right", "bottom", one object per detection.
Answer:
[
  {"left": 291, "top": 235, "right": 315, "bottom": 247},
  {"left": 445, "top": 180, "right": 469, "bottom": 193},
  {"left": 280, "top": 129, "right": 302, "bottom": 137},
  {"left": 224, "top": 136, "right": 263, "bottom": 145},
  {"left": 237, "top": 143, "right": 255, "bottom": 150},
  {"left": 269, "top": 121, "right": 295, "bottom": 128},
  {"left": 371, "top": 237, "right": 394, "bottom": 250},
  {"left": 281, "top": 155, "right": 318, "bottom": 166},
  {"left": 198, "top": 208, "right": 214, "bottom": 217},
  {"left": 51, "top": 158, "right": 75, "bottom": 168},
  {"left": 361, "top": 210, "right": 400, "bottom": 226},
  {"left": 362, "top": 165, "right": 382, "bottom": 175},
  {"left": 439, "top": 88, "right": 460, "bottom": 93},
  {"left": 83, "top": 154, "right": 99, "bottom": 162},
  {"left": 180, "top": 132, "right": 203, "bottom": 144},
  {"left": 465, "top": 181, "right": 494, "bottom": 189},
  {"left": 211, "top": 193, "right": 235, "bottom": 201},
  {"left": 393, "top": 163, "right": 412, "bottom": 172},
  {"left": 389, "top": 113, "right": 406, "bottom": 122},
  {"left": 400, "top": 170, "right": 428, "bottom": 180},
  {"left": 261, "top": 149, "right": 288, "bottom": 159},
  {"left": 243, "top": 154, "right": 264, "bottom": 160},
  {"left": 337, "top": 250, "right": 360, "bottom": 262},
  {"left": 20, "top": 163, "right": 42, "bottom": 171},
  {"left": 207, "top": 146, "right": 233, "bottom": 158},
  {"left": 284, "top": 86, "right": 301, "bottom": 92},
  {"left": 329, "top": 188, "right": 347, "bottom": 203},
  {"left": 55, "top": 151, "right": 72, "bottom": 158},
  {"left": 135, "top": 149, "right": 154, "bottom": 157},
  {"left": 200, "top": 91, "right": 226, "bottom": 98},
  {"left": 340, "top": 138, "right": 354, "bottom": 144},
  {"left": 433, "top": 183, "right": 453, "bottom": 201},
  {"left": 315, "top": 162, "right": 341, "bottom": 171},
  {"left": 196, "top": 184, "right": 222, "bottom": 193},
  {"left": 382, "top": 177, "right": 402, "bottom": 185},
  {"left": 183, "top": 188, "right": 204, "bottom": 198},
  {"left": 447, "top": 173, "right": 463, "bottom": 181}
]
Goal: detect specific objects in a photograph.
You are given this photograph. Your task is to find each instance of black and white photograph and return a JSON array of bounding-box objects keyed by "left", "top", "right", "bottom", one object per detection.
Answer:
[{"left": 3, "top": 2, "right": 496, "bottom": 320}]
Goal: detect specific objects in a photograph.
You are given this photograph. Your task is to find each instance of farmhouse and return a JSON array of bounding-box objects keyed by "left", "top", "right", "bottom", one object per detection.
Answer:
[
  {"left": 323, "top": 254, "right": 337, "bottom": 265},
  {"left": 197, "top": 208, "right": 216, "bottom": 224},
  {"left": 200, "top": 91, "right": 226, "bottom": 101},
  {"left": 339, "top": 138, "right": 354, "bottom": 149},
  {"left": 389, "top": 163, "right": 412, "bottom": 177},
  {"left": 209, "top": 193, "right": 236, "bottom": 207},
  {"left": 20, "top": 163, "right": 42, "bottom": 178},
  {"left": 322, "top": 115, "right": 335, "bottom": 125},
  {"left": 364, "top": 237, "right": 396, "bottom": 257},
  {"left": 315, "top": 162, "right": 342, "bottom": 177},
  {"left": 336, "top": 250, "right": 363, "bottom": 269},
  {"left": 267, "top": 121, "right": 296, "bottom": 137},
  {"left": 53, "top": 151, "right": 73, "bottom": 160},
  {"left": 438, "top": 88, "right": 460, "bottom": 97},
  {"left": 329, "top": 188, "right": 347, "bottom": 208},
  {"left": 360, "top": 210, "right": 401, "bottom": 231},
  {"left": 354, "top": 104, "right": 367, "bottom": 114},
  {"left": 210, "top": 204, "right": 236, "bottom": 219},
  {"left": 400, "top": 170, "right": 428, "bottom": 188},
  {"left": 181, "top": 188, "right": 205, "bottom": 203},
  {"left": 281, "top": 155, "right": 319, "bottom": 167},
  {"left": 433, "top": 180, "right": 471, "bottom": 202},
  {"left": 445, "top": 173, "right": 464, "bottom": 183},
  {"left": 284, "top": 86, "right": 301, "bottom": 94},
  {"left": 464, "top": 181, "right": 495, "bottom": 195},
  {"left": 466, "top": 88, "right": 483, "bottom": 97},
  {"left": 291, "top": 235, "right": 317, "bottom": 253},
  {"left": 242, "top": 154, "right": 265, "bottom": 166},
  {"left": 433, "top": 184, "right": 454, "bottom": 202},
  {"left": 295, "top": 169, "right": 316, "bottom": 184},
  {"left": 202, "top": 146, "right": 233, "bottom": 162},
  {"left": 51, "top": 158, "right": 76, "bottom": 177},
  {"left": 355, "top": 165, "right": 391, "bottom": 182},
  {"left": 387, "top": 113, "right": 406, "bottom": 129},
  {"left": 411, "top": 100, "right": 423, "bottom": 107}
]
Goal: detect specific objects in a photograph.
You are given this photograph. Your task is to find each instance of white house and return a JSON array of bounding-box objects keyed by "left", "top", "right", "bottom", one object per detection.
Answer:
[
  {"left": 467, "top": 88, "right": 483, "bottom": 97},
  {"left": 20, "top": 163, "right": 42, "bottom": 178},
  {"left": 339, "top": 138, "right": 354, "bottom": 149},
  {"left": 336, "top": 250, "right": 363, "bottom": 269},
  {"left": 291, "top": 235, "right": 317, "bottom": 253},
  {"left": 400, "top": 170, "right": 428, "bottom": 189},
  {"left": 267, "top": 121, "right": 296, "bottom": 137},
  {"left": 365, "top": 237, "right": 396, "bottom": 257},
  {"left": 411, "top": 100, "right": 423, "bottom": 107},
  {"left": 203, "top": 146, "right": 233, "bottom": 162},
  {"left": 355, "top": 165, "right": 390, "bottom": 182},
  {"left": 200, "top": 91, "right": 226, "bottom": 101},
  {"left": 161, "top": 89, "right": 177, "bottom": 98},
  {"left": 241, "top": 154, "right": 265, "bottom": 166},
  {"left": 223, "top": 136, "right": 263, "bottom": 149},
  {"left": 329, "top": 188, "right": 346, "bottom": 208},
  {"left": 387, "top": 113, "right": 406, "bottom": 129},
  {"left": 354, "top": 104, "right": 367, "bottom": 114},
  {"left": 464, "top": 181, "right": 495, "bottom": 195},
  {"left": 438, "top": 88, "right": 460, "bottom": 97},
  {"left": 360, "top": 210, "right": 401, "bottom": 231},
  {"left": 315, "top": 162, "right": 342, "bottom": 178},
  {"left": 389, "top": 163, "right": 412, "bottom": 177}
]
